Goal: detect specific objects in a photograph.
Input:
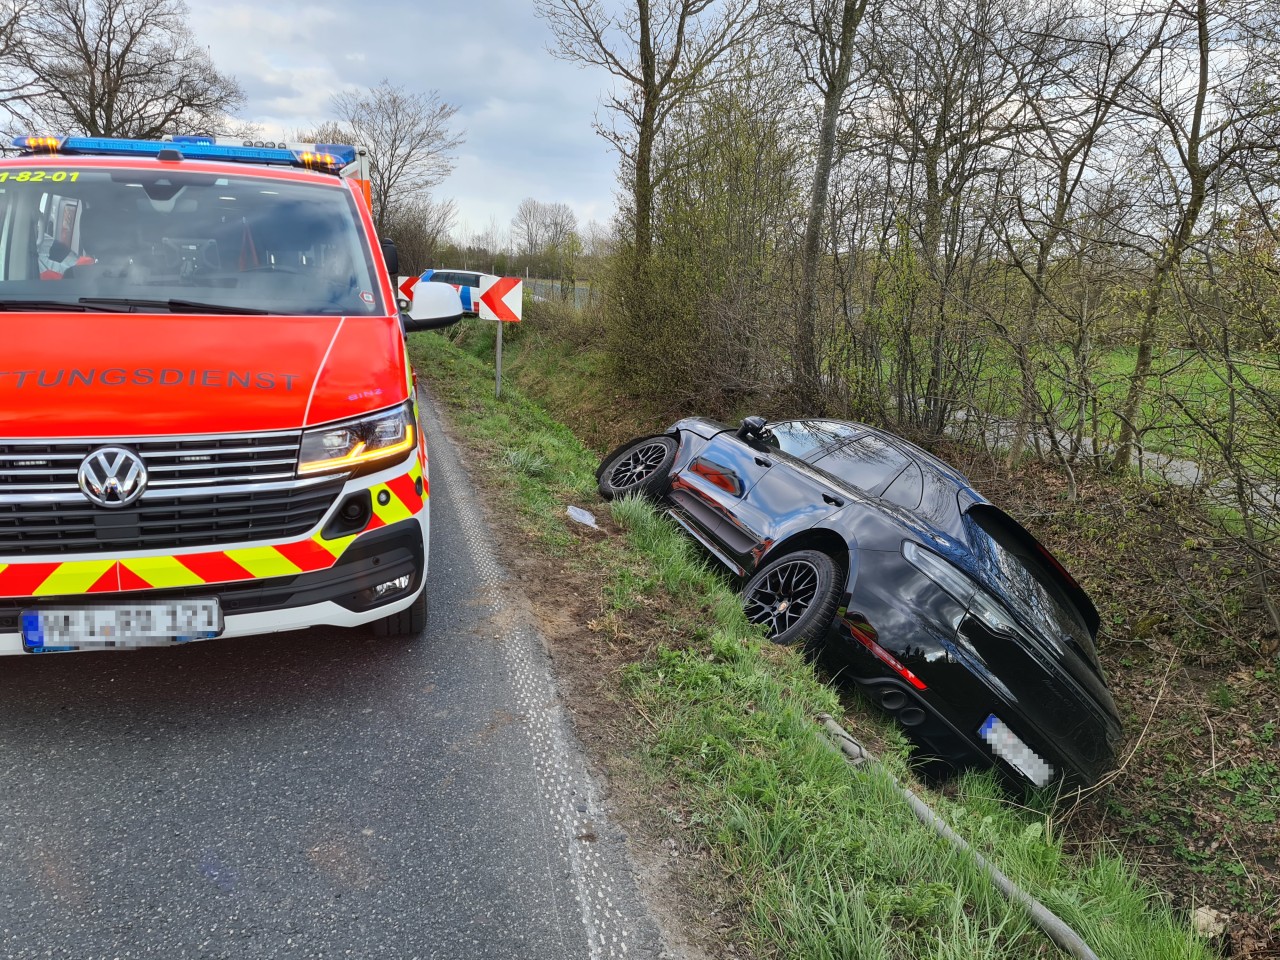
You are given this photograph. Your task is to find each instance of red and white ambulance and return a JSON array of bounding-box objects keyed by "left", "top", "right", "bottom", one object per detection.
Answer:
[{"left": 0, "top": 135, "right": 462, "bottom": 654}]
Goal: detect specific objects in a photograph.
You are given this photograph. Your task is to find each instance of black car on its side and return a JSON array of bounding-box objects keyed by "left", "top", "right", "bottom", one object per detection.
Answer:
[{"left": 597, "top": 416, "right": 1123, "bottom": 790}]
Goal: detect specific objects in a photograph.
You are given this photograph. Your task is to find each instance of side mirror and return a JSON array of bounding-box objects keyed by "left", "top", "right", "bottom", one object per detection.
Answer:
[
  {"left": 402, "top": 280, "right": 463, "bottom": 332},
  {"left": 737, "top": 416, "right": 767, "bottom": 440},
  {"left": 380, "top": 239, "right": 400, "bottom": 277}
]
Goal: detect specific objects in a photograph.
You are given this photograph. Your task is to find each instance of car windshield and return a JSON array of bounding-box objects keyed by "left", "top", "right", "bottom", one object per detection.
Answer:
[
  {"left": 0, "top": 166, "right": 383, "bottom": 315},
  {"left": 761, "top": 419, "right": 861, "bottom": 458}
]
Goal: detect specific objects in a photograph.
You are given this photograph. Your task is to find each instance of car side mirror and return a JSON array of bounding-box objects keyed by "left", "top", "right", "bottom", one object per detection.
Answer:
[
  {"left": 737, "top": 416, "right": 767, "bottom": 440},
  {"left": 380, "top": 238, "right": 400, "bottom": 277},
  {"left": 402, "top": 280, "right": 463, "bottom": 332}
]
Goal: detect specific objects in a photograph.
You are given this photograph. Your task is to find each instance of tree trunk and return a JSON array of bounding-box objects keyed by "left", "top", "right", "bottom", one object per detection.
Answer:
[
  {"left": 632, "top": 0, "right": 658, "bottom": 274},
  {"left": 796, "top": 0, "right": 866, "bottom": 410},
  {"left": 1112, "top": 0, "right": 1211, "bottom": 473},
  {"left": 633, "top": 100, "right": 656, "bottom": 269}
]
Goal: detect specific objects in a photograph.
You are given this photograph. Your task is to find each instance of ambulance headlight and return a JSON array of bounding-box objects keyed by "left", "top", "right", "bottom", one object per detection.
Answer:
[{"left": 299, "top": 402, "right": 416, "bottom": 476}]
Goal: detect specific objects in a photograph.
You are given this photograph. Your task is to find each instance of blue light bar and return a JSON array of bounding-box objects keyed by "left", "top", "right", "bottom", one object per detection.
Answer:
[
  {"left": 9, "top": 135, "right": 357, "bottom": 173},
  {"left": 62, "top": 136, "right": 298, "bottom": 164}
]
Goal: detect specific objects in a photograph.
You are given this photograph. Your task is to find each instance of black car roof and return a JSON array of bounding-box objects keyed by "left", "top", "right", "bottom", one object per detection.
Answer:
[{"left": 773, "top": 418, "right": 987, "bottom": 515}]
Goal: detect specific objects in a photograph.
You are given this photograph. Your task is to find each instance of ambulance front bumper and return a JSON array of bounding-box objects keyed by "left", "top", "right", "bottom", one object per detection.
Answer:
[
  {"left": 0, "top": 518, "right": 426, "bottom": 655},
  {"left": 0, "top": 451, "right": 429, "bottom": 655}
]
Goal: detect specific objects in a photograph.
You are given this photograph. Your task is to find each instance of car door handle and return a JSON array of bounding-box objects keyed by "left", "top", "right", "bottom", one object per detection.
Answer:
[
  {"left": 754, "top": 456, "right": 772, "bottom": 468},
  {"left": 823, "top": 493, "right": 844, "bottom": 507}
]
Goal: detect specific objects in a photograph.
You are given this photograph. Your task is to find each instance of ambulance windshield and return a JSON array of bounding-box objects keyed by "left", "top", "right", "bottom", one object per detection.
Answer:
[{"left": 0, "top": 167, "right": 383, "bottom": 315}]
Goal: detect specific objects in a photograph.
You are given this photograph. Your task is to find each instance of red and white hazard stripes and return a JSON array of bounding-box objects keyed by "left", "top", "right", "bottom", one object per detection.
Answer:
[{"left": 0, "top": 461, "right": 426, "bottom": 599}]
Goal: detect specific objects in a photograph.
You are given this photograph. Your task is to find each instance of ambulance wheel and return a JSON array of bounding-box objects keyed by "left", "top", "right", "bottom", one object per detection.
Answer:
[{"left": 372, "top": 590, "right": 428, "bottom": 639}]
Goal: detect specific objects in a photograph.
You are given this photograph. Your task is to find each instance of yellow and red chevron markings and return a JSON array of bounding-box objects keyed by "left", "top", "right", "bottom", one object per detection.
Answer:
[
  {"left": 0, "top": 463, "right": 426, "bottom": 600},
  {"left": 366, "top": 461, "right": 425, "bottom": 530}
]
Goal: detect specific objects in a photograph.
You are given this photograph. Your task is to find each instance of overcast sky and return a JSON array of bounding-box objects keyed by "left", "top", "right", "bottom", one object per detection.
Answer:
[{"left": 188, "top": 0, "right": 620, "bottom": 239}]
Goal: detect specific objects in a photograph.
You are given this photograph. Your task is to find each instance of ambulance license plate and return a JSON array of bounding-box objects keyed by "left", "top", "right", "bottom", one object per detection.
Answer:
[{"left": 21, "top": 601, "right": 223, "bottom": 652}]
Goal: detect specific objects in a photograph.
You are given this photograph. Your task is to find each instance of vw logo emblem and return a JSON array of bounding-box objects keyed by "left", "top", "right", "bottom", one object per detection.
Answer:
[{"left": 78, "top": 446, "right": 148, "bottom": 508}]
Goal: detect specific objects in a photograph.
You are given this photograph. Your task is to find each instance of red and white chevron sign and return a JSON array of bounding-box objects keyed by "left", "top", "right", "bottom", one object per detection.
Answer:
[{"left": 478, "top": 276, "right": 522, "bottom": 323}]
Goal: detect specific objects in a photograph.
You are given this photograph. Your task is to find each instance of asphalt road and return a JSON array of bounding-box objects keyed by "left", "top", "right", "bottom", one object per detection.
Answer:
[{"left": 0, "top": 385, "right": 666, "bottom": 960}]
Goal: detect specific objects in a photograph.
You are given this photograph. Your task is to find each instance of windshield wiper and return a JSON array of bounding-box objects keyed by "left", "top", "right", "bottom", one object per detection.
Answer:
[
  {"left": 77, "top": 297, "right": 271, "bottom": 315},
  {"left": 0, "top": 299, "right": 118, "bottom": 312}
]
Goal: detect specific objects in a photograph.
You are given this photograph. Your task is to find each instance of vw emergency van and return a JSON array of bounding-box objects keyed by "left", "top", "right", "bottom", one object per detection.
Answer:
[{"left": 0, "top": 135, "right": 461, "bottom": 654}]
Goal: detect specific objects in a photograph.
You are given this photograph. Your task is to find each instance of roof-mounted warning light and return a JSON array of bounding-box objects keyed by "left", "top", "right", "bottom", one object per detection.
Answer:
[
  {"left": 13, "top": 136, "right": 63, "bottom": 153},
  {"left": 295, "top": 150, "right": 346, "bottom": 173},
  {"left": 8, "top": 135, "right": 357, "bottom": 175}
]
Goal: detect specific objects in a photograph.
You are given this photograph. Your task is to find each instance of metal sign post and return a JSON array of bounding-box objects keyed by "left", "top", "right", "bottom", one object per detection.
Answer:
[{"left": 495, "top": 320, "right": 503, "bottom": 398}]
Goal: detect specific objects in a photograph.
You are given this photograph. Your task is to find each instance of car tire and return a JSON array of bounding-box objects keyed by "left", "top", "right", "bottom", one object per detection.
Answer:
[
  {"left": 372, "top": 589, "right": 427, "bottom": 639},
  {"left": 743, "top": 549, "right": 842, "bottom": 647},
  {"left": 598, "top": 435, "right": 677, "bottom": 501}
]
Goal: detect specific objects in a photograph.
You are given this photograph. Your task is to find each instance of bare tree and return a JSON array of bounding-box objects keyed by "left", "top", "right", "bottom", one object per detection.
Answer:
[
  {"left": 326, "top": 81, "right": 464, "bottom": 235},
  {"left": 385, "top": 196, "right": 457, "bottom": 275},
  {"left": 544, "top": 202, "right": 579, "bottom": 255},
  {"left": 11, "top": 0, "right": 242, "bottom": 137},
  {"left": 581, "top": 219, "right": 616, "bottom": 259},
  {"left": 1110, "top": 0, "right": 1280, "bottom": 472},
  {"left": 512, "top": 197, "right": 550, "bottom": 262},
  {"left": 535, "top": 0, "right": 762, "bottom": 270},
  {"left": 511, "top": 197, "right": 580, "bottom": 281},
  {"left": 777, "top": 0, "right": 870, "bottom": 410},
  {"left": 0, "top": 0, "right": 34, "bottom": 119},
  {"left": 991, "top": 0, "right": 1170, "bottom": 469},
  {"left": 857, "top": 0, "right": 1031, "bottom": 434}
]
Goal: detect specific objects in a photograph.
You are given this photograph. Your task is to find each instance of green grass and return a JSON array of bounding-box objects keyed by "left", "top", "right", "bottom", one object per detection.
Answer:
[
  {"left": 975, "top": 341, "right": 1280, "bottom": 465},
  {"left": 407, "top": 329, "right": 1214, "bottom": 960}
]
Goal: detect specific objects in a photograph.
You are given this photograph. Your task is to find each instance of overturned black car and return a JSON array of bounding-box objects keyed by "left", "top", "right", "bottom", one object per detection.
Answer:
[{"left": 597, "top": 416, "right": 1123, "bottom": 790}]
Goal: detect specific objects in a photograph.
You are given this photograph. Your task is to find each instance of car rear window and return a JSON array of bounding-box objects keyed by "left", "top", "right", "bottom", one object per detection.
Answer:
[{"left": 964, "top": 507, "right": 1099, "bottom": 662}]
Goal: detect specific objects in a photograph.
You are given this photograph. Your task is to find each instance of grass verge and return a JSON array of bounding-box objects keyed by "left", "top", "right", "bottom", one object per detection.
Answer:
[{"left": 408, "top": 329, "right": 1214, "bottom": 959}]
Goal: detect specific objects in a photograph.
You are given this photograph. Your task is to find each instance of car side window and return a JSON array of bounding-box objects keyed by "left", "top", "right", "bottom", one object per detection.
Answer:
[
  {"left": 811, "top": 435, "right": 912, "bottom": 496},
  {"left": 431, "top": 271, "right": 480, "bottom": 287},
  {"left": 882, "top": 461, "right": 924, "bottom": 510},
  {"left": 761, "top": 420, "right": 861, "bottom": 459}
]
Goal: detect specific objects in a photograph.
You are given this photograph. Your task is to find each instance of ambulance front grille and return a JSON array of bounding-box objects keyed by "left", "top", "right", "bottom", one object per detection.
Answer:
[
  {"left": 0, "top": 431, "right": 303, "bottom": 494},
  {"left": 0, "top": 480, "right": 344, "bottom": 556}
]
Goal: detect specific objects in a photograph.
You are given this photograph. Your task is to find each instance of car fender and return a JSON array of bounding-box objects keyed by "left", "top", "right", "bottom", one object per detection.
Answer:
[
  {"left": 752, "top": 521, "right": 857, "bottom": 583},
  {"left": 832, "top": 548, "right": 971, "bottom": 687}
]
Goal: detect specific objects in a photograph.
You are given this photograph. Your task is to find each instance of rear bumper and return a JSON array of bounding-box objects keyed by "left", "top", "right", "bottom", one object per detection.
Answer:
[
  {"left": 828, "top": 602, "right": 1120, "bottom": 790},
  {"left": 843, "top": 667, "right": 1116, "bottom": 790},
  {"left": 0, "top": 517, "right": 426, "bottom": 655}
]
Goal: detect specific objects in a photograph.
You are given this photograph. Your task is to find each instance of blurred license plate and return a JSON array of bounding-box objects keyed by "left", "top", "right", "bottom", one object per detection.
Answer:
[{"left": 21, "top": 601, "right": 223, "bottom": 652}]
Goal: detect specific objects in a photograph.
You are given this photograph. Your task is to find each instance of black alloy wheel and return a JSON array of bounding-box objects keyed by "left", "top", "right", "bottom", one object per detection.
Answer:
[
  {"left": 743, "top": 549, "right": 842, "bottom": 647},
  {"left": 598, "top": 436, "right": 677, "bottom": 501}
]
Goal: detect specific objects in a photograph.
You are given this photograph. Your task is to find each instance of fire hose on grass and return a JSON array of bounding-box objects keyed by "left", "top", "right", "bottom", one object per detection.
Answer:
[{"left": 817, "top": 714, "right": 1102, "bottom": 960}]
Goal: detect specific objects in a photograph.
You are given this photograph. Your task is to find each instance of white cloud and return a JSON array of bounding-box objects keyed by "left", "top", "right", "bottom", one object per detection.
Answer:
[{"left": 188, "top": 0, "right": 619, "bottom": 231}]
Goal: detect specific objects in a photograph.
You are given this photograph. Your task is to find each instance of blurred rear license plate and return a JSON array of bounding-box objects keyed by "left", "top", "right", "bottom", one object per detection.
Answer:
[{"left": 21, "top": 601, "right": 222, "bottom": 652}]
